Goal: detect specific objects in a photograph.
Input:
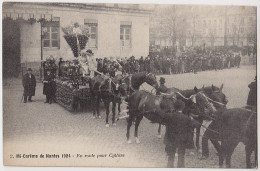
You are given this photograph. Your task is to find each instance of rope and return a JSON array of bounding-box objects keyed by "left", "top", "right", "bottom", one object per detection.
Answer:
[
  {"left": 176, "top": 91, "right": 196, "bottom": 100},
  {"left": 203, "top": 94, "right": 257, "bottom": 113},
  {"left": 93, "top": 70, "right": 118, "bottom": 86}
]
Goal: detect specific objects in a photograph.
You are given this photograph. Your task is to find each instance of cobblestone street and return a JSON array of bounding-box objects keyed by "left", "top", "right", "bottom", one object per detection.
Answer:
[{"left": 3, "top": 66, "right": 256, "bottom": 168}]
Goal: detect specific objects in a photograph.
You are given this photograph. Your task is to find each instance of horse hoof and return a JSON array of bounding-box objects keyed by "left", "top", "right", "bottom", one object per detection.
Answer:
[
  {"left": 105, "top": 124, "right": 109, "bottom": 128},
  {"left": 157, "top": 134, "right": 162, "bottom": 139},
  {"left": 92, "top": 116, "right": 96, "bottom": 119},
  {"left": 98, "top": 116, "right": 101, "bottom": 119},
  {"left": 127, "top": 140, "right": 132, "bottom": 144},
  {"left": 135, "top": 138, "right": 140, "bottom": 144},
  {"left": 112, "top": 123, "right": 116, "bottom": 126}
]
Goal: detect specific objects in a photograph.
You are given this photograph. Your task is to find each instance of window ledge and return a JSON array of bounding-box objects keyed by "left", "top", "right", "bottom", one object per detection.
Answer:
[{"left": 43, "top": 47, "right": 60, "bottom": 51}]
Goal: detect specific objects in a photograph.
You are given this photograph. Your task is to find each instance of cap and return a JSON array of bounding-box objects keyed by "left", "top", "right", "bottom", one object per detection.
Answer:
[{"left": 159, "top": 77, "right": 165, "bottom": 84}]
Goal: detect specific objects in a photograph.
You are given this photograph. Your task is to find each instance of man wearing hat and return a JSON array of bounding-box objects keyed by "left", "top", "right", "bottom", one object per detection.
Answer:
[
  {"left": 86, "top": 49, "right": 97, "bottom": 77},
  {"left": 156, "top": 77, "right": 168, "bottom": 95},
  {"left": 22, "top": 68, "right": 36, "bottom": 103},
  {"left": 163, "top": 100, "right": 195, "bottom": 168},
  {"left": 43, "top": 70, "right": 56, "bottom": 104}
]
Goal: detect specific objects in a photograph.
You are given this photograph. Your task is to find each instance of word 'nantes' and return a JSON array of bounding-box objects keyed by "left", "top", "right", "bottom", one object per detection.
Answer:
[{"left": 16, "top": 154, "right": 60, "bottom": 158}]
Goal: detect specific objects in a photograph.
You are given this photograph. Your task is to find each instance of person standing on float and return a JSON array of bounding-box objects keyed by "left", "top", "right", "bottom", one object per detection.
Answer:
[{"left": 86, "top": 49, "right": 97, "bottom": 78}]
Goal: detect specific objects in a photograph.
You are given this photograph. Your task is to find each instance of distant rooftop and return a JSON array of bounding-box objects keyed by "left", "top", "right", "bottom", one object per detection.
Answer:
[{"left": 3, "top": 2, "right": 154, "bottom": 14}]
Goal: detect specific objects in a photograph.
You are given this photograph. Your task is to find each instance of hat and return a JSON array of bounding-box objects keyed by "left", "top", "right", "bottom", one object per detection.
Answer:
[
  {"left": 159, "top": 77, "right": 165, "bottom": 84},
  {"left": 86, "top": 49, "right": 94, "bottom": 55},
  {"left": 27, "top": 68, "right": 32, "bottom": 71},
  {"left": 174, "top": 100, "right": 185, "bottom": 111}
]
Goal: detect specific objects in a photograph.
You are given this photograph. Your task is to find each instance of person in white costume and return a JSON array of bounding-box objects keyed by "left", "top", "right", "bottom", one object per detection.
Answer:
[
  {"left": 78, "top": 51, "right": 89, "bottom": 76},
  {"left": 86, "top": 49, "right": 97, "bottom": 78}
]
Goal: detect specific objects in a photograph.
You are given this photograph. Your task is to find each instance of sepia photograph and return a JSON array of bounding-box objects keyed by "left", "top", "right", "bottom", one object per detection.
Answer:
[{"left": 2, "top": 0, "right": 258, "bottom": 168}]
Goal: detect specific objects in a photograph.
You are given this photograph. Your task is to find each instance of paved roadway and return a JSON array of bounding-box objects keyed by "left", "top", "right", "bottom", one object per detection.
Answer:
[{"left": 3, "top": 65, "right": 256, "bottom": 168}]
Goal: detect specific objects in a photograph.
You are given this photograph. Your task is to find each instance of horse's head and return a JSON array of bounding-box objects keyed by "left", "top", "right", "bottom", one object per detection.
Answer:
[
  {"left": 111, "top": 75, "right": 130, "bottom": 102},
  {"left": 189, "top": 86, "right": 217, "bottom": 120},
  {"left": 145, "top": 73, "right": 159, "bottom": 89},
  {"left": 202, "top": 84, "right": 228, "bottom": 109},
  {"left": 117, "top": 82, "right": 129, "bottom": 97}
]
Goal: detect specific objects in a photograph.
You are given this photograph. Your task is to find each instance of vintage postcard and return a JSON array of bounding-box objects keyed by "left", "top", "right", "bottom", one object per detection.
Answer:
[{"left": 2, "top": 0, "right": 258, "bottom": 168}]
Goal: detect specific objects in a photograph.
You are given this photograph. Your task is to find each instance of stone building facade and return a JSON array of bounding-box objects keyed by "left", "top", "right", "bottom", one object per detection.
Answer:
[{"left": 3, "top": 2, "right": 151, "bottom": 77}]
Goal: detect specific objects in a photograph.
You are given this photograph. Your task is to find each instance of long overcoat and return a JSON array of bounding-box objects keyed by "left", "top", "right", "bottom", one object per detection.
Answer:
[
  {"left": 43, "top": 73, "right": 56, "bottom": 96},
  {"left": 163, "top": 111, "right": 194, "bottom": 155},
  {"left": 22, "top": 73, "right": 36, "bottom": 96},
  {"left": 247, "top": 81, "right": 257, "bottom": 106}
]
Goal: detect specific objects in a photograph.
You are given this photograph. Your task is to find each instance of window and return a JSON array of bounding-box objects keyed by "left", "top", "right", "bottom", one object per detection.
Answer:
[
  {"left": 84, "top": 19, "right": 98, "bottom": 48},
  {"left": 42, "top": 17, "right": 60, "bottom": 48},
  {"left": 120, "top": 21, "right": 132, "bottom": 48},
  {"left": 241, "top": 17, "right": 244, "bottom": 24}
]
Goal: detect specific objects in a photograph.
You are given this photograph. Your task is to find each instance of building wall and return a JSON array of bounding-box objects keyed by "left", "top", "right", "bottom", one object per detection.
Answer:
[
  {"left": 19, "top": 4, "right": 150, "bottom": 65},
  {"left": 184, "top": 7, "right": 256, "bottom": 48}
]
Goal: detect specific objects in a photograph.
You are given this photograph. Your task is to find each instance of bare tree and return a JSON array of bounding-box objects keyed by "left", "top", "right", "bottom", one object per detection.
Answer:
[
  {"left": 229, "top": 17, "right": 243, "bottom": 46},
  {"left": 209, "top": 29, "right": 216, "bottom": 46}
]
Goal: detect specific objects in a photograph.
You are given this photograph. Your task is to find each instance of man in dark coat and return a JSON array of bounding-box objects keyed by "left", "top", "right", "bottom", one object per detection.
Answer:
[
  {"left": 58, "top": 58, "right": 63, "bottom": 77},
  {"left": 163, "top": 100, "right": 195, "bottom": 168},
  {"left": 247, "top": 76, "right": 257, "bottom": 107},
  {"left": 156, "top": 77, "right": 168, "bottom": 95},
  {"left": 22, "top": 68, "right": 36, "bottom": 103},
  {"left": 43, "top": 70, "right": 56, "bottom": 104}
]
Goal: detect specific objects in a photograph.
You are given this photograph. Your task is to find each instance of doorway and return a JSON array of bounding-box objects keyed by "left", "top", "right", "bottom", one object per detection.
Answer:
[{"left": 3, "top": 18, "right": 21, "bottom": 77}]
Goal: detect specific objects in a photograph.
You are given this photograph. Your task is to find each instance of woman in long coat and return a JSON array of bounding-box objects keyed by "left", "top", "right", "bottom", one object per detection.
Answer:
[{"left": 247, "top": 76, "right": 257, "bottom": 107}]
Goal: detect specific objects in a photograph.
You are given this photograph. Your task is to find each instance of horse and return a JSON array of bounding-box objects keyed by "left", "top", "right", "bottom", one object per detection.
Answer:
[
  {"left": 157, "top": 84, "right": 228, "bottom": 150},
  {"left": 125, "top": 87, "right": 217, "bottom": 144},
  {"left": 115, "top": 72, "right": 159, "bottom": 116},
  {"left": 201, "top": 108, "right": 257, "bottom": 168},
  {"left": 193, "top": 84, "right": 228, "bottom": 151},
  {"left": 89, "top": 74, "right": 127, "bottom": 127}
]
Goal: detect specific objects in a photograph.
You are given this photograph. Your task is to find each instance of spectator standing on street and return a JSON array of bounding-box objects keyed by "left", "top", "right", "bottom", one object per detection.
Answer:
[
  {"left": 22, "top": 68, "right": 36, "bottom": 103},
  {"left": 43, "top": 70, "right": 56, "bottom": 104},
  {"left": 163, "top": 100, "right": 195, "bottom": 168},
  {"left": 247, "top": 76, "right": 257, "bottom": 107}
]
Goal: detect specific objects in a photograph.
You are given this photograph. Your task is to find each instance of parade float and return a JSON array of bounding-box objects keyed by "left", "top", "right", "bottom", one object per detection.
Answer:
[{"left": 53, "top": 23, "right": 92, "bottom": 111}]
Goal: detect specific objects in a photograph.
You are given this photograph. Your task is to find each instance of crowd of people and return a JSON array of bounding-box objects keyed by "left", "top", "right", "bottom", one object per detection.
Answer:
[{"left": 94, "top": 50, "right": 242, "bottom": 77}]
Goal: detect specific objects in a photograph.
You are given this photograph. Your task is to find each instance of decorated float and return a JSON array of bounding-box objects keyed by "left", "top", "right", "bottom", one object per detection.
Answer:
[{"left": 53, "top": 23, "right": 92, "bottom": 111}]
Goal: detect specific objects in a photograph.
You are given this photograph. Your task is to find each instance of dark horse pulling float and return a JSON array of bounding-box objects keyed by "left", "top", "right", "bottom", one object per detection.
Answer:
[
  {"left": 125, "top": 87, "right": 217, "bottom": 144},
  {"left": 200, "top": 104, "right": 257, "bottom": 168},
  {"left": 89, "top": 71, "right": 159, "bottom": 127}
]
